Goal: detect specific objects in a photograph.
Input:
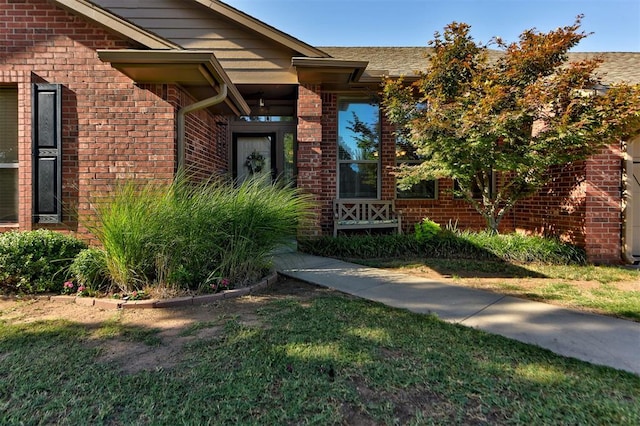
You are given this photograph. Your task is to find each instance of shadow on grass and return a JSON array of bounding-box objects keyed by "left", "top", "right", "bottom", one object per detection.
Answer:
[
  {"left": 413, "top": 258, "right": 547, "bottom": 279},
  {"left": 299, "top": 234, "right": 550, "bottom": 279},
  {"left": 1, "top": 282, "right": 638, "bottom": 424},
  {"left": 350, "top": 256, "right": 548, "bottom": 280}
]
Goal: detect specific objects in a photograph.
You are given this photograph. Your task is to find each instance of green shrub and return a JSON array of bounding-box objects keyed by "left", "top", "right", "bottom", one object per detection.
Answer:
[
  {"left": 0, "top": 230, "right": 87, "bottom": 294},
  {"left": 414, "top": 218, "right": 441, "bottom": 242},
  {"left": 69, "top": 248, "right": 111, "bottom": 293},
  {"left": 299, "top": 230, "right": 586, "bottom": 265},
  {"left": 88, "top": 172, "right": 313, "bottom": 293}
]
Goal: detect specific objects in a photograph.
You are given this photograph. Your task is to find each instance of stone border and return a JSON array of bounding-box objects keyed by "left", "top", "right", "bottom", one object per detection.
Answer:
[{"left": 32, "top": 272, "right": 280, "bottom": 310}]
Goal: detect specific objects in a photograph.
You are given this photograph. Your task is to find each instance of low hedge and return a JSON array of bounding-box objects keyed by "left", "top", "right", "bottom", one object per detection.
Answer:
[
  {"left": 299, "top": 231, "right": 586, "bottom": 265},
  {"left": 0, "top": 230, "right": 87, "bottom": 294}
]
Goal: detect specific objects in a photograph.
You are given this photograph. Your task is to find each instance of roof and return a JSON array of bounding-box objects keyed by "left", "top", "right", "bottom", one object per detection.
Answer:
[
  {"left": 53, "top": 0, "right": 250, "bottom": 115},
  {"left": 192, "top": 0, "right": 328, "bottom": 58},
  {"left": 321, "top": 47, "right": 640, "bottom": 85},
  {"left": 50, "top": 1, "right": 640, "bottom": 91}
]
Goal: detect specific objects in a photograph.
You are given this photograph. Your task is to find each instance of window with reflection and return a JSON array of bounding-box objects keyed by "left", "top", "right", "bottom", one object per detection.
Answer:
[
  {"left": 395, "top": 135, "right": 437, "bottom": 199},
  {"left": 338, "top": 98, "right": 379, "bottom": 198}
]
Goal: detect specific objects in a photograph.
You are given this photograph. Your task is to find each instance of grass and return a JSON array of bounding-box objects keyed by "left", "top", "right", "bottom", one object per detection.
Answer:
[
  {"left": 1, "top": 291, "right": 639, "bottom": 424},
  {"left": 360, "top": 258, "right": 640, "bottom": 321},
  {"left": 94, "top": 314, "right": 162, "bottom": 346},
  {"left": 87, "top": 171, "right": 313, "bottom": 293}
]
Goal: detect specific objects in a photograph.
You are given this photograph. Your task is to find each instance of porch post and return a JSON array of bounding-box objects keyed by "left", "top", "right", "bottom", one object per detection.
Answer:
[{"left": 296, "top": 84, "right": 323, "bottom": 237}]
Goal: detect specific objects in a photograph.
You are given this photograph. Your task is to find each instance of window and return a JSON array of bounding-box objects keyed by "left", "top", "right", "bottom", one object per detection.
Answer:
[
  {"left": 395, "top": 136, "right": 437, "bottom": 199},
  {"left": 0, "top": 87, "right": 18, "bottom": 223},
  {"left": 338, "top": 98, "right": 380, "bottom": 198}
]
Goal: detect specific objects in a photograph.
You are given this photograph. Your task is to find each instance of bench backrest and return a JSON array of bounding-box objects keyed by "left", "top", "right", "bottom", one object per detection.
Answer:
[{"left": 334, "top": 200, "right": 396, "bottom": 222}]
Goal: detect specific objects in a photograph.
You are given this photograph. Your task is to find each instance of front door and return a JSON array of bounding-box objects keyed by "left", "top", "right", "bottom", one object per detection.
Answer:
[{"left": 233, "top": 133, "right": 276, "bottom": 184}]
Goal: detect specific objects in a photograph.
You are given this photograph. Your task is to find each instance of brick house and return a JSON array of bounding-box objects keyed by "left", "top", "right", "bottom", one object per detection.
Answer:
[{"left": 1, "top": 0, "right": 639, "bottom": 264}]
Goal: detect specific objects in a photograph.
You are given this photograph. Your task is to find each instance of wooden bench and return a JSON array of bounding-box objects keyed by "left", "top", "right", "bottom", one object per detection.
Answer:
[{"left": 333, "top": 200, "right": 402, "bottom": 237}]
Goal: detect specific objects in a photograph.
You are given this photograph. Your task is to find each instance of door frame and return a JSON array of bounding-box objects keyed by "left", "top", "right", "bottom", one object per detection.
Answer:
[
  {"left": 232, "top": 132, "right": 277, "bottom": 182},
  {"left": 229, "top": 119, "right": 298, "bottom": 184}
]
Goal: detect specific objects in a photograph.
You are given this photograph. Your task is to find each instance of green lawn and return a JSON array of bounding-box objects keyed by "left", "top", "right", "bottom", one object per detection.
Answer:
[{"left": 1, "top": 284, "right": 638, "bottom": 425}]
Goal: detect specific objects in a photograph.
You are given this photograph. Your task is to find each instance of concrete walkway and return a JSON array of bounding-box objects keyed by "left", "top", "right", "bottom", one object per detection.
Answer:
[{"left": 274, "top": 252, "right": 640, "bottom": 376}]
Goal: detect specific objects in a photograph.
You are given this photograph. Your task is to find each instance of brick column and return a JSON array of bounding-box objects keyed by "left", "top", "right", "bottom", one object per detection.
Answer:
[
  {"left": 296, "top": 84, "right": 323, "bottom": 237},
  {"left": 583, "top": 144, "right": 624, "bottom": 263}
]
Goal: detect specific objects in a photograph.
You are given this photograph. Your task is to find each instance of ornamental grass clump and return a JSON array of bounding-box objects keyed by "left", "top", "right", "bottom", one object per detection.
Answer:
[{"left": 88, "top": 172, "right": 313, "bottom": 293}]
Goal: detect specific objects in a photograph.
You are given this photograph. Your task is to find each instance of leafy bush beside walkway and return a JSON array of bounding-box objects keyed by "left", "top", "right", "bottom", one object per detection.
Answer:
[{"left": 300, "top": 229, "right": 586, "bottom": 265}]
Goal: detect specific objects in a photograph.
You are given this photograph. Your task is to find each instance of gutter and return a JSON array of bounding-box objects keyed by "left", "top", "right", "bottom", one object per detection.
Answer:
[{"left": 177, "top": 84, "right": 228, "bottom": 169}]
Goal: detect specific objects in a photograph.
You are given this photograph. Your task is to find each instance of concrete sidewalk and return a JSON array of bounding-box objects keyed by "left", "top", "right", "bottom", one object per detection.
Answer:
[{"left": 274, "top": 252, "right": 640, "bottom": 376}]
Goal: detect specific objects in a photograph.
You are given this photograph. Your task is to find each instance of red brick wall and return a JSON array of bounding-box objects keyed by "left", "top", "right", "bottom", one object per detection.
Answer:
[
  {"left": 513, "top": 144, "right": 624, "bottom": 263},
  {"left": 318, "top": 91, "right": 337, "bottom": 235},
  {"left": 583, "top": 145, "right": 624, "bottom": 263},
  {"left": 0, "top": 0, "right": 176, "bottom": 240},
  {"left": 296, "top": 84, "right": 324, "bottom": 236},
  {"left": 514, "top": 162, "right": 587, "bottom": 247},
  {"left": 166, "top": 86, "right": 230, "bottom": 182}
]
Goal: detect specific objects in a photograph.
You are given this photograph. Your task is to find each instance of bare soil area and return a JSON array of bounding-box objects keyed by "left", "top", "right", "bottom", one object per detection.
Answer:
[{"left": 0, "top": 278, "right": 332, "bottom": 374}]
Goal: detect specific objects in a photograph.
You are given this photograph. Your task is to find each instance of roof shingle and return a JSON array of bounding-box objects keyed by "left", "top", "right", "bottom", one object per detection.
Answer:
[{"left": 320, "top": 47, "right": 640, "bottom": 85}]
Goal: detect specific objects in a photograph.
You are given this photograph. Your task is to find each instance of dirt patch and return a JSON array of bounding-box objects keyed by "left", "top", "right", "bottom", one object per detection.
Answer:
[{"left": 0, "top": 278, "right": 332, "bottom": 374}]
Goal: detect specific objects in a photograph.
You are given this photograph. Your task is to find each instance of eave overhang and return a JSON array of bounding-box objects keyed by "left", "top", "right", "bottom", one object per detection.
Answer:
[
  {"left": 292, "top": 57, "right": 371, "bottom": 90},
  {"left": 292, "top": 57, "right": 423, "bottom": 91},
  {"left": 97, "top": 50, "right": 250, "bottom": 116},
  {"left": 54, "top": 0, "right": 178, "bottom": 49}
]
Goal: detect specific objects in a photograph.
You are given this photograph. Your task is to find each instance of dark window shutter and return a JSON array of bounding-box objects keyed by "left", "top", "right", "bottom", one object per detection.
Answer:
[{"left": 32, "top": 83, "right": 62, "bottom": 223}]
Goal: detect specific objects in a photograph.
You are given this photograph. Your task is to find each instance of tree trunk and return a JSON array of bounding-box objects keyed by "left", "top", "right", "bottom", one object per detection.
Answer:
[{"left": 485, "top": 214, "right": 500, "bottom": 234}]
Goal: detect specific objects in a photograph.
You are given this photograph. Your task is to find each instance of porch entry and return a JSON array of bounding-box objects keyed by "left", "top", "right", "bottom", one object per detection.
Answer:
[{"left": 233, "top": 133, "right": 276, "bottom": 184}]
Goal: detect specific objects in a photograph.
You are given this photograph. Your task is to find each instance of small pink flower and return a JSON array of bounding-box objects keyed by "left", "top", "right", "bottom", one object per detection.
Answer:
[
  {"left": 64, "top": 281, "right": 74, "bottom": 289},
  {"left": 221, "top": 278, "right": 230, "bottom": 287},
  {"left": 77, "top": 285, "right": 85, "bottom": 293}
]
